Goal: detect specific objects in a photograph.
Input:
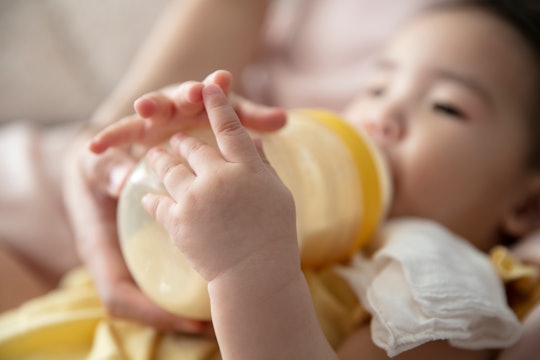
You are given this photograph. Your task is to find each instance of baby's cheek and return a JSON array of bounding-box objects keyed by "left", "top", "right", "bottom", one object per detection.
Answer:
[
  {"left": 341, "top": 99, "right": 368, "bottom": 126},
  {"left": 391, "top": 160, "right": 443, "bottom": 217}
]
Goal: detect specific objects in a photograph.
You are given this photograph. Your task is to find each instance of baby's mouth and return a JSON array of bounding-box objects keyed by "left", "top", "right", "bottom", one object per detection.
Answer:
[
  {"left": 345, "top": 117, "right": 397, "bottom": 197},
  {"left": 371, "top": 140, "right": 397, "bottom": 201}
]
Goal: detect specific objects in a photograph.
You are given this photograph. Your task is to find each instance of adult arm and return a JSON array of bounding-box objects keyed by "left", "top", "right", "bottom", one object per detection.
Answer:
[
  {"left": 62, "top": 0, "right": 272, "bottom": 330},
  {"left": 90, "top": 0, "right": 271, "bottom": 129}
]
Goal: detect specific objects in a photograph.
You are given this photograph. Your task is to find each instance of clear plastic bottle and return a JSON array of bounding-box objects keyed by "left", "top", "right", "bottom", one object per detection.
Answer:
[{"left": 117, "top": 109, "right": 392, "bottom": 320}]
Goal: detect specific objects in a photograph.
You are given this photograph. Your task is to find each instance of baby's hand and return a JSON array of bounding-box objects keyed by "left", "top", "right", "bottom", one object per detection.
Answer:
[
  {"left": 141, "top": 83, "right": 299, "bottom": 281},
  {"left": 89, "top": 70, "right": 286, "bottom": 154}
]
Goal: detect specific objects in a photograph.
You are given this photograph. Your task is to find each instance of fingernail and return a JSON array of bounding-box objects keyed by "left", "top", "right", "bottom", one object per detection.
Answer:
[
  {"left": 203, "top": 83, "right": 221, "bottom": 96},
  {"left": 134, "top": 97, "right": 157, "bottom": 118},
  {"left": 170, "top": 132, "right": 186, "bottom": 146},
  {"left": 146, "top": 146, "right": 164, "bottom": 160}
]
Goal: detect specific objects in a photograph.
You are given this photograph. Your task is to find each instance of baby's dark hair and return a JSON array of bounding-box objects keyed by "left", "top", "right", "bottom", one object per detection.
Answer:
[
  {"left": 431, "top": 0, "right": 540, "bottom": 169},
  {"left": 478, "top": 1, "right": 540, "bottom": 169}
]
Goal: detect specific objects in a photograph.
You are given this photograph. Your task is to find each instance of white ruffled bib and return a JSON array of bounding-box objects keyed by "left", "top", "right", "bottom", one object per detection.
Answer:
[{"left": 336, "top": 218, "right": 522, "bottom": 357}]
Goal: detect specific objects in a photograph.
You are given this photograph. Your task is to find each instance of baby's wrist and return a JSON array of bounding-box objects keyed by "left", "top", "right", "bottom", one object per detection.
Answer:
[
  {"left": 207, "top": 243, "right": 303, "bottom": 306},
  {"left": 205, "top": 246, "right": 327, "bottom": 358}
]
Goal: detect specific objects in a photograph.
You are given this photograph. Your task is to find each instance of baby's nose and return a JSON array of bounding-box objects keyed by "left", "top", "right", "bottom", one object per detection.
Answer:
[{"left": 362, "top": 108, "right": 405, "bottom": 145}]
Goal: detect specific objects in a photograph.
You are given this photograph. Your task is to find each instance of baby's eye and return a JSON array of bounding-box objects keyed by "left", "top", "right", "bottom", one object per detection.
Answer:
[
  {"left": 365, "top": 85, "right": 386, "bottom": 98},
  {"left": 433, "top": 102, "right": 466, "bottom": 119}
]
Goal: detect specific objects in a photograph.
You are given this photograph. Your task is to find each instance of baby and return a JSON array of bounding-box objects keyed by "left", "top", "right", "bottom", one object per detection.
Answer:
[
  {"left": 91, "top": 1, "right": 540, "bottom": 358},
  {"left": 2, "top": 0, "right": 540, "bottom": 359}
]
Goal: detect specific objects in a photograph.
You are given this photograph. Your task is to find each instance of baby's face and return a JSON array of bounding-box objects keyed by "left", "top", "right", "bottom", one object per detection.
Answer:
[{"left": 343, "top": 6, "right": 538, "bottom": 250}]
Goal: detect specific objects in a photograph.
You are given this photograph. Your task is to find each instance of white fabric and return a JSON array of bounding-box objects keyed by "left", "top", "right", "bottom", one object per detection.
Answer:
[{"left": 336, "top": 218, "right": 522, "bottom": 357}]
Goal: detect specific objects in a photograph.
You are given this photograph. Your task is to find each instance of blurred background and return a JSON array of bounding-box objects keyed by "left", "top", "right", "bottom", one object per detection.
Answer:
[{"left": 0, "top": 0, "right": 170, "bottom": 125}]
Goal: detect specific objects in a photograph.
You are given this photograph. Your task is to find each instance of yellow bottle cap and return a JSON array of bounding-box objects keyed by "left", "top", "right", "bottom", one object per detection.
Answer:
[{"left": 295, "top": 109, "right": 391, "bottom": 257}]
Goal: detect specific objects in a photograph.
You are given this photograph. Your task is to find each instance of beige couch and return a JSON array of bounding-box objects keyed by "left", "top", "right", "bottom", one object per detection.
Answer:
[{"left": 0, "top": 0, "right": 170, "bottom": 124}]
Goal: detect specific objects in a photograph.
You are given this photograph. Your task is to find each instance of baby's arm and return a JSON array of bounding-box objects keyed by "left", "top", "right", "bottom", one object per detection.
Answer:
[
  {"left": 141, "top": 83, "right": 337, "bottom": 359},
  {"left": 141, "top": 84, "right": 495, "bottom": 359}
]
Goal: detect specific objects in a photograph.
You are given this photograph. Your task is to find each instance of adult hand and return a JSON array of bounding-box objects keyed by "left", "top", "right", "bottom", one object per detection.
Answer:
[
  {"left": 90, "top": 70, "right": 286, "bottom": 154},
  {"left": 62, "top": 70, "right": 286, "bottom": 333},
  {"left": 62, "top": 132, "right": 212, "bottom": 333}
]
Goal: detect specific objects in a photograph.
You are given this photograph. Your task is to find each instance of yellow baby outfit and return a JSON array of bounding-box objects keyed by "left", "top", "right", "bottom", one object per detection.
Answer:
[
  {"left": 0, "top": 268, "right": 219, "bottom": 359},
  {"left": 0, "top": 266, "right": 364, "bottom": 359},
  {"left": 0, "top": 219, "right": 538, "bottom": 359}
]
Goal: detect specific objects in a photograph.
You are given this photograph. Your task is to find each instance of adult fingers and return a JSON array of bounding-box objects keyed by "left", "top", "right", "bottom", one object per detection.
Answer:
[
  {"left": 134, "top": 91, "right": 176, "bottom": 123},
  {"left": 89, "top": 116, "right": 148, "bottom": 154},
  {"left": 62, "top": 136, "right": 210, "bottom": 334},
  {"left": 232, "top": 93, "right": 287, "bottom": 132},
  {"left": 90, "top": 72, "right": 234, "bottom": 154},
  {"left": 86, "top": 236, "right": 210, "bottom": 334},
  {"left": 203, "top": 70, "right": 232, "bottom": 95},
  {"left": 89, "top": 148, "right": 136, "bottom": 197},
  {"left": 62, "top": 144, "right": 132, "bottom": 309},
  {"left": 204, "top": 69, "right": 285, "bottom": 132},
  {"left": 90, "top": 82, "right": 206, "bottom": 153}
]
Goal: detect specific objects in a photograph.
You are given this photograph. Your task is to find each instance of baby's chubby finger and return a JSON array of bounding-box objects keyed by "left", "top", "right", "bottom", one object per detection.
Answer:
[
  {"left": 146, "top": 146, "right": 194, "bottom": 199},
  {"left": 202, "top": 84, "right": 260, "bottom": 165},
  {"left": 141, "top": 193, "right": 177, "bottom": 235},
  {"left": 168, "top": 132, "right": 221, "bottom": 176}
]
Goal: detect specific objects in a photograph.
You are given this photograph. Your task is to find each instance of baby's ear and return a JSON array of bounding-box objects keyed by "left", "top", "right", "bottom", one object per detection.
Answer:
[{"left": 503, "top": 176, "right": 540, "bottom": 238}]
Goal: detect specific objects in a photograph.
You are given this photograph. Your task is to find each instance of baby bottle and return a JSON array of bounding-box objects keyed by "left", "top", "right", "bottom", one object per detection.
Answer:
[{"left": 117, "top": 109, "right": 392, "bottom": 320}]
